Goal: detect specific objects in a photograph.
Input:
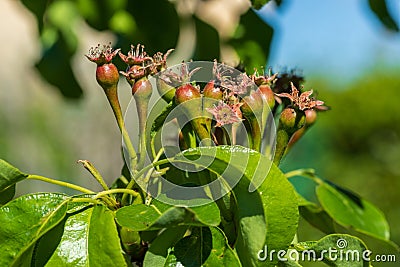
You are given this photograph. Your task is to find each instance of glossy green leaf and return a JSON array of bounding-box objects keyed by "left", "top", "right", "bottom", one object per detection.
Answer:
[
  {"left": 31, "top": 218, "right": 67, "bottom": 267},
  {"left": 0, "top": 159, "right": 28, "bottom": 192},
  {"left": 46, "top": 205, "right": 126, "bottom": 266},
  {"left": 0, "top": 193, "right": 69, "bottom": 266},
  {"left": 143, "top": 226, "right": 188, "bottom": 267},
  {"left": 294, "top": 234, "right": 370, "bottom": 267},
  {"left": 316, "top": 182, "right": 390, "bottom": 241},
  {"left": 251, "top": 0, "right": 271, "bottom": 10},
  {"left": 258, "top": 163, "right": 299, "bottom": 266},
  {"left": 229, "top": 9, "right": 273, "bottom": 71},
  {"left": 193, "top": 16, "right": 220, "bottom": 60},
  {"left": 115, "top": 200, "right": 220, "bottom": 231},
  {"left": 167, "top": 227, "right": 241, "bottom": 267},
  {"left": 368, "top": 0, "right": 399, "bottom": 32},
  {"left": 229, "top": 151, "right": 298, "bottom": 266},
  {"left": 166, "top": 145, "right": 298, "bottom": 266}
]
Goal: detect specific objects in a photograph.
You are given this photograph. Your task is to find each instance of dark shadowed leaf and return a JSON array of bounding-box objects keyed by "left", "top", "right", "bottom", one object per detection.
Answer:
[
  {"left": 0, "top": 184, "right": 15, "bottom": 206},
  {"left": 368, "top": 0, "right": 399, "bottom": 32},
  {"left": 193, "top": 16, "right": 220, "bottom": 60},
  {"left": 251, "top": 0, "right": 271, "bottom": 10},
  {"left": 297, "top": 193, "right": 335, "bottom": 234},
  {"left": 125, "top": 0, "right": 179, "bottom": 54},
  {"left": 31, "top": 218, "right": 67, "bottom": 267},
  {"left": 36, "top": 32, "right": 83, "bottom": 99},
  {"left": 143, "top": 226, "right": 188, "bottom": 266},
  {"left": 167, "top": 227, "right": 241, "bottom": 267}
]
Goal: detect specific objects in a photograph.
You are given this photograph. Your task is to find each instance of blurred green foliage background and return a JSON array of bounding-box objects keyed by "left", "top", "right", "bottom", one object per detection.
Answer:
[{"left": 0, "top": 0, "right": 399, "bottom": 263}]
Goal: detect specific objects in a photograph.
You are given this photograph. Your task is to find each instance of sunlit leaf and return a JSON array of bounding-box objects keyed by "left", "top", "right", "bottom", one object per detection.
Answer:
[
  {"left": 317, "top": 182, "right": 390, "bottom": 241},
  {"left": 45, "top": 205, "right": 127, "bottom": 266},
  {"left": 143, "top": 226, "right": 188, "bottom": 266},
  {"left": 0, "top": 193, "right": 69, "bottom": 266},
  {"left": 0, "top": 159, "right": 28, "bottom": 192},
  {"left": 115, "top": 200, "right": 220, "bottom": 231},
  {"left": 158, "top": 145, "right": 298, "bottom": 266},
  {"left": 294, "top": 234, "right": 370, "bottom": 266}
]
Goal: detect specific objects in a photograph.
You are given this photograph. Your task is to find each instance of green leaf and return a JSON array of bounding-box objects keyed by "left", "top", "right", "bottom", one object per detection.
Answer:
[
  {"left": 167, "top": 227, "right": 241, "bottom": 267},
  {"left": 250, "top": 0, "right": 271, "bottom": 10},
  {"left": 0, "top": 184, "right": 15, "bottom": 206},
  {"left": 150, "top": 100, "right": 176, "bottom": 139},
  {"left": 193, "top": 16, "right": 220, "bottom": 60},
  {"left": 115, "top": 200, "right": 221, "bottom": 231},
  {"left": 0, "top": 159, "right": 29, "bottom": 192},
  {"left": 143, "top": 226, "right": 188, "bottom": 267},
  {"left": 259, "top": 163, "right": 299, "bottom": 265},
  {"left": 299, "top": 205, "right": 335, "bottom": 235},
  {"left": 0, "top": 193, "right": 69, "bottom": 266},
  {"left": 316, "top": 182, "right": 390, "bottom": 241},
  {"left": 297, "top": 194, "right": 335, "bottom": 234},
  {"left": 368, "top": 0, "right": 399, "bottom": 32},
  {"left": 229, "top": 9, "right": 273, "bottom": 71},
  {"left": 294, "top": 234, "right": 370, "bottom": 267},
  {"left": 162, "top": 145, "right": 298, "bottom": 266},
  {"left": 46, "top": 205, "right": 127, "bottom": 266},
  {"left": 31, "top": 217, "right": 67, "bottom": 266}
]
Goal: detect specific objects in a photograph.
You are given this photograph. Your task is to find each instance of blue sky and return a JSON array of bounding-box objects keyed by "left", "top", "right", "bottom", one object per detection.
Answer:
[{"left": 259, "top": 0, "right": 400, "bottom": 82}]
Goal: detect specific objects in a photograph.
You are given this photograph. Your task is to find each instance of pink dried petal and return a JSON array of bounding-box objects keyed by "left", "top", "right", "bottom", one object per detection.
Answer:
[{"left": 206, "top": 101, "right": 242, "bottom": 127}]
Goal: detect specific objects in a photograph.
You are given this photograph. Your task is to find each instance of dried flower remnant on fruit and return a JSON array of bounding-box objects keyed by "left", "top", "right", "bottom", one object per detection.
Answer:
[
  {"left": 159, "top": 62, "right": 201, "bottom": 88},
  {"left": 250, "top": 69, "right": 278, "bottom": 87},
  {"left": 119, "top": 45, "right": 173, "bottom": 82},
  {"left": 276, "top": 83, "right": 325, "bottom": 111},
  {"left": 152, "top": 49, "right": 174, "bottom": 72},
  {"left": 86, "top": 43, "right": 120, "bottom": 65},
  {"left": 206, "top": 101, "right": 242, "bottom": 127},
  {"left": 222, "top": 73, "right": 253, "bottom": 96},
  {"left": 119, "top": 44, "right": 153, "bottom": 66}
]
